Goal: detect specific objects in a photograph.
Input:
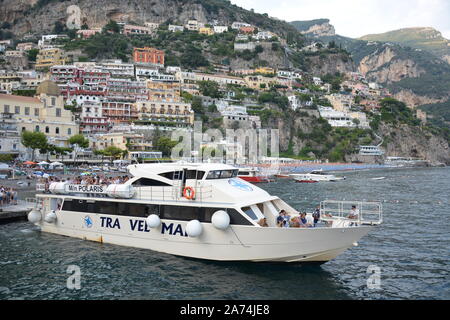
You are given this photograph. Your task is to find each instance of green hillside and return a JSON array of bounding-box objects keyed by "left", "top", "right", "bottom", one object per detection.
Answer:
[{"left": 359, "top": 27, "right": 450, "bottom": 59}]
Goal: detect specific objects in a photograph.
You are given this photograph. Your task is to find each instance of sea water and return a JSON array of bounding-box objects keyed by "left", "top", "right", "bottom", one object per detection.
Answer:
[{"left": 0, "top": 167, "right": 448, "bottom": 300}]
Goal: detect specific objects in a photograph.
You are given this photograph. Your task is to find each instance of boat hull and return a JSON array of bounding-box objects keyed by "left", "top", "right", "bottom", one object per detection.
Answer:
[
  {"left": 35, "top": 210, "right": 373, "bottom": 263},
  {"left": 238, "top": 176, "right": 269, "bottom": 183}
]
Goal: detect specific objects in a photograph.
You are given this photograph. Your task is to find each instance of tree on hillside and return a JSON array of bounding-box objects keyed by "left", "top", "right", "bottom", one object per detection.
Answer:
[
  {"left": 21, "top": 131, "right": 48, "bottom": 162},
  {"left": 155, "top": 137, "right": 178, "bottom": 157},
  {"left": 68, "top": 134, "right": 89, "bottom": 163},
  {"left": 103, "top": 20, "right": 121, "bottom": 34},
  {"left": 198, "top": 80, "right": 223, "bottom": 99}
]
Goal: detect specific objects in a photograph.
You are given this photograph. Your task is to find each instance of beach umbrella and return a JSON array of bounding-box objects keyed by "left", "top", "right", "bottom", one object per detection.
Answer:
[
  {"left": 50, "top": 162, "right": 64, "bottom": 166},
  {"left": 38, "top": 161, "right": 49, "bottom": 165},
  {"left": 23, "top": 161, "right": 36, "bottom": 165}
]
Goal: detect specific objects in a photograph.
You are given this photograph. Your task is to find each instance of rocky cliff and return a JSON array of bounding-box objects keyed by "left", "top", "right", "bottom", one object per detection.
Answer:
[
  {"left": 304, "top": 53, "right": 355, "bottom": 76},
  {"left": 360, "top": 27, "right": 450, "bottom": 65},
  {"left": 0, "top": 0, "right": 302, "bottom": 38},
  {"left": 378, "top": 122, "right": 450, "bottom": 165},
  {"left": 290, "top": 19, "right": 335, "bottom": 37},
  {"left": 358, "top": 46, "right": 425, "bottom": 83}
]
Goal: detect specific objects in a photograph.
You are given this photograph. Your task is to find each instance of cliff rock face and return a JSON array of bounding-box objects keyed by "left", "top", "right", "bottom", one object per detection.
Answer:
[
  {"left": 0, "top": 0, "right": 301, "bottom": 38},
  {"left": 379, "top": 123, "right": 450, "bottom": 165},
  {"left": 393, "top": 90, "right": 443, "bottom": 108},
  {"left": 306, "top": 53, "right": 355, "bottom": 75},
  {"left": 360, "top": 27, "right": 450, "bottom": 65},
  {"left": 300, "top": 22, "right": 335, "bottom": 37},
  {"left": 359, "top": 46, "right": 425, "bottom": 83}
]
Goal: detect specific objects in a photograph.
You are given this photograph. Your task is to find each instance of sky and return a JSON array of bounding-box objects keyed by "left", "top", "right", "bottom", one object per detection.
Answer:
[{"left": 230, "top": 0, "right": 450, "bottom": 39}]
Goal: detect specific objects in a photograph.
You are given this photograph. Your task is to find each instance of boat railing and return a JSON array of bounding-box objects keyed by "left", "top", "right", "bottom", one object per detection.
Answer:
[
  {"left": 320, "top": 200, "right": 382, "bottom": 226},
  {"left": 134, "top": 184, "right": 213, "bottom": 202}
]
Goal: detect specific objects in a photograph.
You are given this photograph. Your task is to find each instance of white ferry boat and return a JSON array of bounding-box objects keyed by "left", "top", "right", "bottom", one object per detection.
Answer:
[
  {"left": 28, "top": 163, "right": 381, "bottom": 263},
  {"left": 290, "top": 169, "right": 345, "bottom": 182}
]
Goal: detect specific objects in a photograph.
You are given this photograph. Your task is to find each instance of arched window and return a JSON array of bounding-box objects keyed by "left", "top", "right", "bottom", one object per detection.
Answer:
[
  {"left": 55, "top": 127, "right": 60, "bottom": 134},
  {"left": 35, "top": 125, "right": 40, "bottom": 132},
  {"left": 45, "top": 126, "right": 49, "bottom": 133},
  {"left": 68, "top": 128, "right": 72, "bottom": 135}
]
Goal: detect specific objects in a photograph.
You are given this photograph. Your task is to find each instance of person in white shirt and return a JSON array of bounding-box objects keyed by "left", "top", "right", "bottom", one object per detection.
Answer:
[{"left": 348, "top": 205, "right": 359, "bottom": 220}]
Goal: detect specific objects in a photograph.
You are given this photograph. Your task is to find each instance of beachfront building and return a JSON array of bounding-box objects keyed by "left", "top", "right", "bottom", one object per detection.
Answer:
[{"left": 0, "top": 80, "right": 78, "bottom": 146}]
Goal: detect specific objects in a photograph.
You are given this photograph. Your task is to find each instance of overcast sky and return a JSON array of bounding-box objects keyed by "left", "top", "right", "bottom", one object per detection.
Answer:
[{"left": 230, "top": 0, "right": 450, "bottom": 39}]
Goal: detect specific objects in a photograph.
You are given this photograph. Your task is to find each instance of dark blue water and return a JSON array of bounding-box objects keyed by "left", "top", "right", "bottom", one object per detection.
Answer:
[{"left": 0, "top": 167, "right": 449, "bottom": 300}]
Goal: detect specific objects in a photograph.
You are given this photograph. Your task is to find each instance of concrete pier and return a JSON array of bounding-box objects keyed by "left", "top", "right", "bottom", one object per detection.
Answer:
[{"left": 0, "top": 201, "right": 34, "bottom": 224}]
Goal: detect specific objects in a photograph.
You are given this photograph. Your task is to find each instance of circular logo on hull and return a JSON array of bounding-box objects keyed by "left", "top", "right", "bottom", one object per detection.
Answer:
[
  {"left": 84, "top": 216, "right": 93, "bottom": 228},
  {"left": 228, "top": 178, "right": 253, "bottom": 192}
]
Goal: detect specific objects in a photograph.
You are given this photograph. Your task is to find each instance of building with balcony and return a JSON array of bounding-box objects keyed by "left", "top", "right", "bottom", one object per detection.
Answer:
[
  {"left": 99, "top": 60, "right": 135, "bottom": 78},
  {"left": 147, "top": 80, "right": 182, "bottom": 102},
  {"left": 133, "top": 47, "right": 165, "bottom": 67},
  {"left": 35, "top": 48, "right": 69, "bottom": 71},
  {"left": 135, "top": 100, "right": 194, "bottom": 127},
  {"left": 0, "top": 80, "right": 78, "bottom": 145},
  {"left": 123, "top": 24, "right": 153, "bottom": 36}
]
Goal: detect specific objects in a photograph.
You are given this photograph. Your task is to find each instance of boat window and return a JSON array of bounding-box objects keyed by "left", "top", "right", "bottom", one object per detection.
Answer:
[
  {"left": 162, "top": 206, "right": 199, "bottom": 221},
  {"left": 206, "top": 170, "right": 221, "bottom": 179},
  {"left": 185, "top": 170, "right": 205, "bottom": 179},
  {"left": 241, "top": 206, "right": 258, "bottom": 220},
  {"left": 132, "top": 178, "right": 171, "bottom": 187},
  {"left": 239, "top": 171, "right": 250, "bottom": 176},
  {"left": 159, "top": 171, "right": 182, "bottom": 180},
  {"left": 206, "top": 170, "right": 238, "bottom": 179},
  {"left": 203, "top": 208, "right": 253, "bottom": 225}
]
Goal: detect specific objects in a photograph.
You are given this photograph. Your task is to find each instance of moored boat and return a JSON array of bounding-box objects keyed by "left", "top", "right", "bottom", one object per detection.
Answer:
[{"left": 28, "top": 163, "right": 382, "bottom": 263}]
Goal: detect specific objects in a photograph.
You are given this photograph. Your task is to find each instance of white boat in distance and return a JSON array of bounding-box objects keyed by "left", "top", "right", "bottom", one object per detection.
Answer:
[
  {"left": 290, "top": 169, "right": 346, "bottom": 182},
  {"left": 28, "top": 163, "right": 381, "bottom": 263}
]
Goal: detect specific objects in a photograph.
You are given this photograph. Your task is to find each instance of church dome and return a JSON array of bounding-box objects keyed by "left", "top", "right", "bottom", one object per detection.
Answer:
[{"left": 36, "top": 80, "right": 61, "bottom": 96}]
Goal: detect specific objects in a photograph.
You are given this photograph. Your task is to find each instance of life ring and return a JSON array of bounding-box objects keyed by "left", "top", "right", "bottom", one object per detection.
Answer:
[{"left": 183, "top": 186, "right": 195, "bottom": 200}]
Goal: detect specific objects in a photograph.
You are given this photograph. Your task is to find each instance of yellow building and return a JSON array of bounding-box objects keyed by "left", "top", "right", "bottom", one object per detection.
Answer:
[
  {"left": 147, "top": 80, "right": 182, "bottom": 102},
  {"left": 35, "top": 48, "right": 69, "bottom": 71},
  {"left": 93, "top": 132, "right": 151, "bottom": 152},
  {"left": 243, "top": 75, "right": 276, "bottom": 91},
  {"left": 254, "top": 67, "right": 275, "bottom": 75},
  {"left": 0, "top": 80, "right": 78, "bottom": 146},
  {"left": 135, "top": 100, "right": 194, "bottom": 126},
  {"left": 199, "top": 27, "right": 214, "bottom": 36}
]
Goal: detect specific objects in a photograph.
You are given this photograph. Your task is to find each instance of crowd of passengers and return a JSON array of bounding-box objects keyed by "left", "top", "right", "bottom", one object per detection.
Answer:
[{"left": 257, "top": 205, "right": 359, "bottom": 228}]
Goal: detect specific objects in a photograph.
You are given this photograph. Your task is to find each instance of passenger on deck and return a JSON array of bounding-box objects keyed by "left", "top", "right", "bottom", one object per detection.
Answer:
[
  {"left": 299, "top": 212, "right": 313, "bottom": 228},
  {"left": 258, "top": 218, "right": 269, "bottom": 227},
  {"left": 348, "top": 205, "right": 359, "bottom": 220},
  {"left": 276, "top": 210, "right": 285, "bottom": 227},
  {"left": 313, "top": 206, "right": 321, "bottom": 227},
  {"left": 289, "top": 216, "right": 301, "bottom": 228}
]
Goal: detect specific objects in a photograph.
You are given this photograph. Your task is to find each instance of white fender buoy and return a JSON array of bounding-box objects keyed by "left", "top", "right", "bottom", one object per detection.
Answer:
[
  {"left": 211, "top": 210, "right": 230, "bottom": 230},
  {"left": 44, "top": 210, "right": 57, "bottom": 223},
  {"left": 28, "top": 209, "right": 42, "bottom": 223},
  {"left": 186, "top": 220, "right": 202, "bottom": 237},
  {"left": 146, "top": 214, "right": 161, "bottom": 228}
]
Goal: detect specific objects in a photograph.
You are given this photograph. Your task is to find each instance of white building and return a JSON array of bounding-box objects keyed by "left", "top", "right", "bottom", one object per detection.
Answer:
[
  {"left": 213, "top": 26, "right": 228, "bottom": 33},
  {"left": 168, "top": 25, "right": 184, "bottom": 32},
  {"left": 252, "top": 31, "right": 276, "bottom": 41},
  {"left": 234, "top": 42, "right": 256, "bottom": 51},
  {"left": 231, "top": 22, "right": 251, "bottom": 30},
  {"left": 99, "top": 60, "right": 135, "bottom": 78}
]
